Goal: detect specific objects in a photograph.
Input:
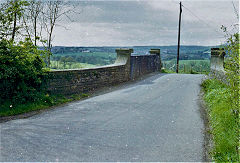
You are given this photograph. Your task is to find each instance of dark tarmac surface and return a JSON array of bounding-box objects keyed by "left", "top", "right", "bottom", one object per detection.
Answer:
[{"left": 0, "top": 73, "right": 205, "bottom": 161}]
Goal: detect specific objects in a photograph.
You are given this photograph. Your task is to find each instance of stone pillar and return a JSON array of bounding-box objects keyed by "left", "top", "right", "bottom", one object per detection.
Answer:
[
  {"left": 149, "top": 49, "right": 162, "bottom": 71},
  {"left": 115, "top": 48, "right": 133, "bottom": 80},
  {"left": 115, "top": 48, "right": 133, "bottom": 65},
  {"left": 149, "top": 49, "right": 160, "bottom": 55},
  {"left": 210, "top": 48, "right": 225, "bottom": 71}
]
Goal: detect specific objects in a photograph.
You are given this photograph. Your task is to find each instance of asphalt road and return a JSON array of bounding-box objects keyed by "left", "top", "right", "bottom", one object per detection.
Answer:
[{"left": 0, "top": 73, "right": 206, "bottom": 162}]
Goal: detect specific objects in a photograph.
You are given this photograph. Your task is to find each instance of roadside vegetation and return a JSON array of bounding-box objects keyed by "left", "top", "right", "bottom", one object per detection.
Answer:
[
  {"left": 202, "top": 79, "right": 239, "bottom": 161},
  {"left": 202, "top": 29, "right": 239, "bottom": 161},
  {"left": 162, "top": 59, "right": 210, "bottom": 74},
  {"left": 0, "top": 0, "right": 88, "bottom": 117}
]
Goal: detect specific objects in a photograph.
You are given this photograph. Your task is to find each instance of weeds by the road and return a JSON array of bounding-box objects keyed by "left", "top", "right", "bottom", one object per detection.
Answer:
[
  {"left": 161, "top": 67, "right": 207, "bottom": 74},
  {"left": 201, "top": 79, "right": 239, "bottom": 162},
  {"left": 162, "top": 59, "right": 210, "bottom": 74},
  {"left": 0, "top": 93, "right": 89, "bottom": 117}
]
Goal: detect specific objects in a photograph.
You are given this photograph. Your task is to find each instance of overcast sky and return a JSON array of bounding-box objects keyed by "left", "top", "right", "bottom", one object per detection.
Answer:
[
  {"left": 38, "top": 0, "right": 240, "bottom": 46},
  {"left": 49, "top": 0, "right": 239, "bottom": 46}
]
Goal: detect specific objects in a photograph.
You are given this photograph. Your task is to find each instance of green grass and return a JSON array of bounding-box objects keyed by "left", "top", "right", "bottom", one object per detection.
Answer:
[
  {"left": 201, "top": 79, "right": 239, "bottom": 162},
  {"left": 161, "top": 68, "right": 175, "bottom": 73},
  {"left": 50, "top": 52, "right": 116, "bottom": 69},
  {"left": 162, "top": 59, "right": 210, "bottom": 74},
  {"left": 0, "top": 93, "right": 89, "bottom": 117},
  {"left": 54, "top": 52, "right": 116, "bottom": 58},
  {"left": 50, "top": 60, "right": 97, "bottom": 70}
]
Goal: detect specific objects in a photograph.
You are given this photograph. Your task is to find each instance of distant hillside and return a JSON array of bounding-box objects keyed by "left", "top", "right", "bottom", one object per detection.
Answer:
[{"left": 47, "top": 45, "right": 216, "bottom": 61}]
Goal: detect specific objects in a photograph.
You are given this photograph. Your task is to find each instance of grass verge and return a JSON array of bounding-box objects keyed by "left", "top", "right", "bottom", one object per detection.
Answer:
[
  {"left": 0, "top": 93, "right": 89, "bottom": 117},
  {"left": 201, "top": 78, "right": 239, "bottom": 162},
  {"left": 161, "top": 67, "right": 207, "bottom": 74}
]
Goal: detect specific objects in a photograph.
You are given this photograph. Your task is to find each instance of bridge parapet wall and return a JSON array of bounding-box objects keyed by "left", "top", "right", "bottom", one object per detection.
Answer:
[
  {"left": 46, "top": 48, "right": 161, "bottom": 95},
  {"left": 130, "top": 49, "right": 161, "bottom": 79}
]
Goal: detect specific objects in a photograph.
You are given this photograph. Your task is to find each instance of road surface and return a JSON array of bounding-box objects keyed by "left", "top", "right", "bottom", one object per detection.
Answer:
[{"left": 0, "top": 73, "right": 206, "bottom": 161}]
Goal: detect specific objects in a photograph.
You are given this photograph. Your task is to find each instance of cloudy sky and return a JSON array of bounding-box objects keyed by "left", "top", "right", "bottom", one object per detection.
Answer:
[{"left": 53, "top": 0, "right": 239, "bottom": 46}]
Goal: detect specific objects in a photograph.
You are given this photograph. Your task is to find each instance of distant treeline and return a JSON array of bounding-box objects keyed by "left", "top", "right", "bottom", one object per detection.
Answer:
[
  {"left": 162, "top": 60, "right": 210, "bottom": 73},
  {"left": 52, "top": 55, "right": 115, "bottom": 65},
  {"left": 47, "top": 45, "right": 214, "bottom": 62},
  {"left": 48, "top": 46, "right": 216, "bottom": 70},
  {"left": 161, "top": 51, "right": 210, "bottom": 61},
  {"left": 50, "top": 52, "right": 116, "bottom": 69}
]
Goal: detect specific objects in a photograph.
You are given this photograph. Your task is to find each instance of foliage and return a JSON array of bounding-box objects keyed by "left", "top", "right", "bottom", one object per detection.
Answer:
[
  {"left": 201, "top": 79, "right": 239, "bottom": 162},
  {"left": 0, "top": 0, "right": 50, "bottom": 110},
  {"left": 0, "top": 0, "right": 89, "bottom": 117},
  {"left": 160, "top": 67, "right": 175, "bottom": 73},
  {"left": 50, "top": 60, "right": 96, "bottom": 70},
  {"left": 221, "top": 29, "right": 239, "bottom": 118},
  {"left": 202, "top": 26, "right": 239, "bottom": 161},
  {"left": 50, "top": 52, "right": 116, "bottom": 69},
  {"left": 0, "top": 39, "right": 46, "bottom": 104},
  {"left": 0, "top": 0, "right": 29, "bottom": 40},
  {"left": 162, "top": 60, "right": 210, "bottom": 74}
]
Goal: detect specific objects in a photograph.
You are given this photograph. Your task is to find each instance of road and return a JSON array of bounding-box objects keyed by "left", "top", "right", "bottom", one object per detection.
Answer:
[{"left": 0, "top": 73, "right": 206, "bottom": 162}]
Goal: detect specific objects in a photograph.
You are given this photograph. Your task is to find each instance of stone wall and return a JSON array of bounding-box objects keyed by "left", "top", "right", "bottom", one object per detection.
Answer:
[
  {"left": 130, "top": 49, "right": 161, "bottom": 79},
  {"left": 46, "top": 48, "right": 161, "bottom": 95}
]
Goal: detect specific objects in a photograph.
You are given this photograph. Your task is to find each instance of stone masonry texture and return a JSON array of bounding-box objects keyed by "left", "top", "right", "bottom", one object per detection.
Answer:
[{"left": 45, "top": 49, "right": 161, "bottom": 95}]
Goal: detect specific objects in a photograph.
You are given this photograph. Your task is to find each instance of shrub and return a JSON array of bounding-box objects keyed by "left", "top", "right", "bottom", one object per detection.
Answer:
[
  {"left": 0, "top": 39, "right": 46, "bottom": 104},
  {"left": 223, "top": 32, "right": 239, "bottom": 117}
]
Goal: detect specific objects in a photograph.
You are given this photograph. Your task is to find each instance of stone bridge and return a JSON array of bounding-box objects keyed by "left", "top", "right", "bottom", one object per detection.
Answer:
[
  {"left": 0, "top": 47, "right": 227, "bottom": 162},
  {"left": 46, "top": 49, "right": 161, "bottom": 95}
]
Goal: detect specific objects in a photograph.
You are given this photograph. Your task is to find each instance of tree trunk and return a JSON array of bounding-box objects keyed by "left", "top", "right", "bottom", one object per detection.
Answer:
[
  {"left": 34, "top": 16, "right": 37, "bottom": 46},
  {"left": 11, "top": 11, "right": 17, "bottom": 41}
]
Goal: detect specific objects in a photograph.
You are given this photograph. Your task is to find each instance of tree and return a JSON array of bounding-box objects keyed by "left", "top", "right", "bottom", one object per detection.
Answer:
[
  {"left": 60, "top": 56, "right": 67, "bottom": 69},
  {"left": 66, "top": 56, "right": 75, "bottom": 69},
  {"left": 0, "top": 0, "right": 28, "bottom": 41},
  {"left": 22, "top": 0, "right": 43, "bottom": 46},
  {"left": 221, "top": 26, "right": 239, "bottom": 116},
  {"left": 41, "top": 0, "right": 78, "bottom": 67},
  {"left": 0, "top": 0, "right": 49, "bottom": 105}
]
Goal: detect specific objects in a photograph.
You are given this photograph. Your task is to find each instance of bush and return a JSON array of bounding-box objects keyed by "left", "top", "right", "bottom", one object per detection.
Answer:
[
  {"left": 223, "top": 32, "right": 239, "bottom": 117},
  {"left": 0, "top": 39, "right": 46, "bottom": 104}
]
